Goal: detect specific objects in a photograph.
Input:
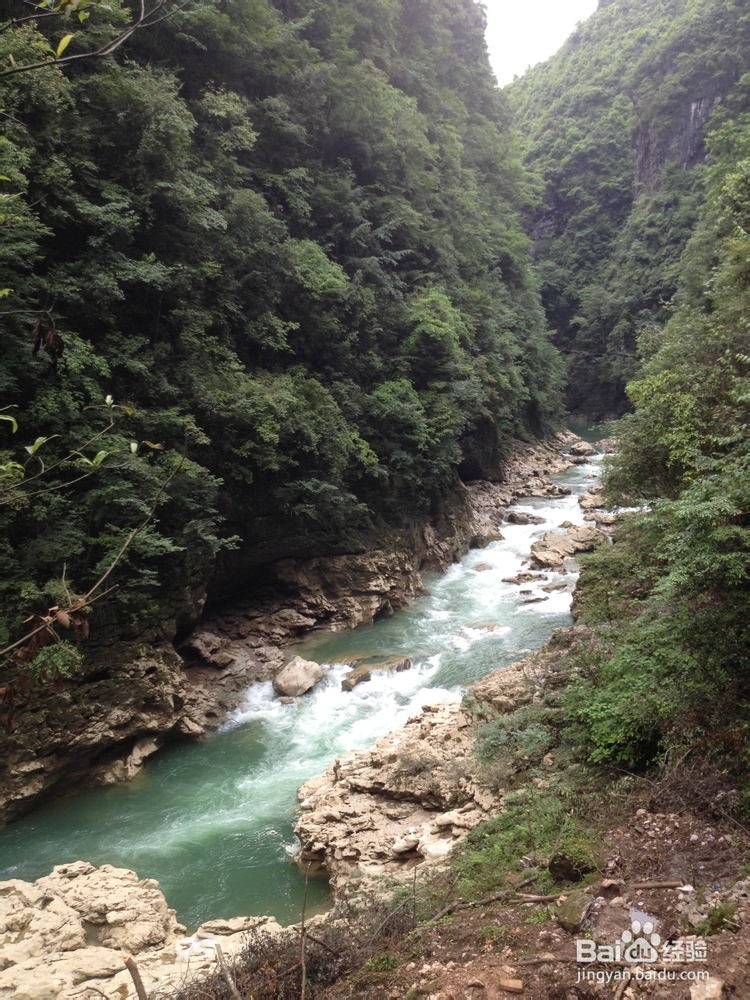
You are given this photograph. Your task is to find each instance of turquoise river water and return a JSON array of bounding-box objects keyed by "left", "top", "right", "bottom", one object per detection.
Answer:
[{"left": 0, "top": 451, "right": 603, "bottom": 930}]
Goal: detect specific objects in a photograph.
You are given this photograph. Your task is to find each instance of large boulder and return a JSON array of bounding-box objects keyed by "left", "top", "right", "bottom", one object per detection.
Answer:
[
  {"left": 530, "top": 524, "right": 608, "bottom": 569},
  {"left": 568, "top": 439, "right": 598, "bottom": 457},
  {"left": 273, "top": 656, "right": 324, "bottom": 697}
]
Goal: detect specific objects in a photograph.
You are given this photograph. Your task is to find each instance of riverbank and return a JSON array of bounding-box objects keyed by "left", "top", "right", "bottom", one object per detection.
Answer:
[{"left": 0, "top": 434, "right": 579, "bottom": 826}]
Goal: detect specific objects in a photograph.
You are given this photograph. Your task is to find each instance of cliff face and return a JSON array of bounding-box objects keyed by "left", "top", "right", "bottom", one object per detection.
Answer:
[
  {"left": 0, "top": 436, "right": 577, "bottom": 826},
  {"left": 634, "top": 81, "right": 729, "bottom": 193},
  {"left": 511, "top": 0, "right": 750, "bottom": 417}
]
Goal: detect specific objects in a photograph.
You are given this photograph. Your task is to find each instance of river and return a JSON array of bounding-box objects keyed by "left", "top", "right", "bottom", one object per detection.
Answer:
[{"left": 0, "top": 449, "right": 603, "bottom": 930}]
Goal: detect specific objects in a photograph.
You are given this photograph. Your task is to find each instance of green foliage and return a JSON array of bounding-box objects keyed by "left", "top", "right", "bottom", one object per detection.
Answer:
[
  {"left": 695, "top": 902, "right": 739, "bottom": 936},
  {"left": 511, "top": 0, "right": 750, "bottom": 415},
  {"left": 563, "top": 101, "right": 750, "bottom": 769},
  {"left": 26, "top": 639, "right": 83, "bottom": 681},
  {"left": 364, "top": 954, "right": 398, "bottom": 972},
  {"left": 476, "top": 705, "right": 558, "bottom": 766},
  {"left": 454, "top": 785, "right": 601, "bottom": 900},
  {"left": 0, "top": 0, "right": 564, "bottom": 660}
]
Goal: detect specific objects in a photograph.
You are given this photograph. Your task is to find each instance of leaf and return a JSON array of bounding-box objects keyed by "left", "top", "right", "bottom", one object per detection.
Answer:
[
  {"left": 143, "top": 441, "right": 165, "bottom": 450},
  {"left": 25, "top": 435, "right": 59, "bottom": 456},
  {"left": 0, "top": 177, "right": 10, "bottom": 183},
  {"left": 55, "top": 611, "right": 71, "bottom": 628},
  {"left": 91, "top": 450, "right": 109, "bottom": 467},
  {"left": 0, "top": 288, "right": 11, "bottom": 297},
  {"left": 56, "top": 34, "right": 74, "bottom": 57},
  {"left": 105, "top": 395, "right": 114, "bottom": 406},
  {"left": 0, "top": 414, "right": 18, "bottom": 433},
  {"left": 130, "top": 441, "right": 139, "bottom": 454},
  {"left": 115, "top": 404, "right": 134, "bottom": 416}
]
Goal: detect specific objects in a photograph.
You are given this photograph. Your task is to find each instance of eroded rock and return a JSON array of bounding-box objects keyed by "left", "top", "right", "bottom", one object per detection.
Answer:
[
  {"left": 272, "top": 656, "right": 325, "bottom": 697},
  {"left": 530, "top": 524, "right": 608, "bottom": 569}
]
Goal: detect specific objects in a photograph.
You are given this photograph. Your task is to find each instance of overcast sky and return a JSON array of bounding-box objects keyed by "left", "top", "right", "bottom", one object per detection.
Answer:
[{"left": 484, "top": 0, "right": 599, "bottom": 87}]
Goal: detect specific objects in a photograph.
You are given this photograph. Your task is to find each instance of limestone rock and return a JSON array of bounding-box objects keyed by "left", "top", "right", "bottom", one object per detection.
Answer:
[
  {"left": 273, "top": 656, "right": 324, "bottom": 697},
  {"left": 502, "top": 572, "right": 547, "bottom": 585},
  {"left": 530, "top": 524, "right": 608, "bottom": 569},
  {"left": 596, "top": 437, "right": 619, "bottom": 454},
  {"left": 568, "top": 439, "right": 598, "bottom": 457},
  {"left": 0, "top": 947, "right": 126, "bottom": 1000},
  {"left": 295, "top": 699, "right": 497, "bottom": 888},
  {"left": 34, "top": 862, "right": 182, "bottom": 954},
  {"left": 0, "top": 864, "right": 298, "bottom": 1000}
]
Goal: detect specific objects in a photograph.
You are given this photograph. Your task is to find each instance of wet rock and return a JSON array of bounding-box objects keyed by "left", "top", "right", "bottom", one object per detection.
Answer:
[
  {"left": 342, "top": 657, "right": 411, "bottom": 691},
  {"left": 502, "top": 572, "right": 548, "bottom": 585},
  {"left": 505, "top": 511, "right": 546, "bottom": 525},
  {"left": 273, "top": 656, "right": 324, "bottom": 697},
  {"left": 96, "top": 736, "right": 162, "bottom": 785},
  {"left": 474, "top": 563, "right": 494, "bottom": 572}
]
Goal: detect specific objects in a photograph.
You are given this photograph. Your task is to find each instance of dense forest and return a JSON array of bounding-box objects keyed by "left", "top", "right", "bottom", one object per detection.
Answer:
[
  {"left": 0, "top": 0, "right": 563, "bottom": 668},
  {"left": 510, "top": 0, "right": 750, "bottom": 784},
  {"left": 1, "top": 0, "right": 748, "bottom": 794},
  {"left": 512, "top": 0, "right": 750, "bottom": 414}
]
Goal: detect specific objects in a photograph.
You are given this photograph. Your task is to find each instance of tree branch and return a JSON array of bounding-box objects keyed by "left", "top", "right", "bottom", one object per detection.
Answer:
[{"left": 0, "top": 0, "right": 191, "bottom": 78}]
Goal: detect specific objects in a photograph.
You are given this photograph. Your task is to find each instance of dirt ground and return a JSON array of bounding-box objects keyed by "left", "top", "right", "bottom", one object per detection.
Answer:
[{"left": 321, "top": 807, "right": 750, "bottom": 999}]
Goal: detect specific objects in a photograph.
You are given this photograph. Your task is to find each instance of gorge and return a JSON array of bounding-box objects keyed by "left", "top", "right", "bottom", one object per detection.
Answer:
[{"left": 1, "top": 0, "right": 749, "bottom": 996}]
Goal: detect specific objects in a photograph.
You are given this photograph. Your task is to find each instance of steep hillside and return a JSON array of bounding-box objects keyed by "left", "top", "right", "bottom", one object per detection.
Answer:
[
  {"left": 0, "top": 0, "right": 562, "bottom": 671},
  {"left": 511, "top": 0, "right": 750, "bottom": 415}
]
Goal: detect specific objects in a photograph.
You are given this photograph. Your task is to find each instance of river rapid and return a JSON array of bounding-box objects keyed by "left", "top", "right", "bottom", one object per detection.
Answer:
[{"left": 0, "top": 451, "right": 603, "bottom": 930}]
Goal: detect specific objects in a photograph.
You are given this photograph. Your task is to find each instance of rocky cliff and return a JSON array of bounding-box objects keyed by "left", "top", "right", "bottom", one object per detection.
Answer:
[{"left": 0, "top": 861, "right": 289, "bottom": 1000}]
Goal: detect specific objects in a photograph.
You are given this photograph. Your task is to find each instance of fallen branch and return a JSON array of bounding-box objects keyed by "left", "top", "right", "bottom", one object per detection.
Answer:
[
  {"left": 300, "top": 863, "right": 310, "bottom": 1000},
  {"left": 214, "top": 944, "right": 241, "bottom": 1000},
  {"left": 430, "top": 875, "right": 539, "bottom": 922},
  {"left": 292, "top": 926, "right": 340, "bottom": 957},
  {"left": 123, "top": 956, "right": 148, "bottom": 1000},
  {"left": 510, "top": 892, "right": 572, "bottom": 904}
]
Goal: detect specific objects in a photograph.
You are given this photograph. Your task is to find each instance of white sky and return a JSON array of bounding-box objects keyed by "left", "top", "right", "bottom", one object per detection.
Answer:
[{"left": 484, "top": 0, "right": 599, "bottom": 87}]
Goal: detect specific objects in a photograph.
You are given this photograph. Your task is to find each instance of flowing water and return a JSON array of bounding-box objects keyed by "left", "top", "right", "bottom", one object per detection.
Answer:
[{"left": 0, "top": 453, "right": 603, "bottom": 930}]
